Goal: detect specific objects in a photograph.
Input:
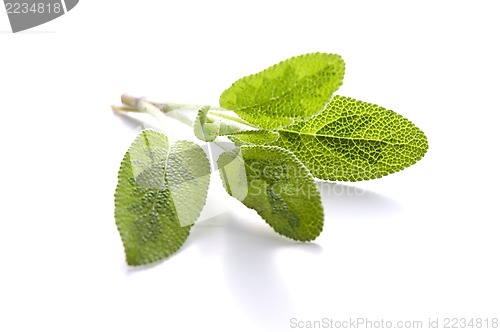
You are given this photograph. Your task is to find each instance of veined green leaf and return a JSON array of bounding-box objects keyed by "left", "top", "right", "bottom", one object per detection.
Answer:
[
  {"left": 217, "top": 146, "right": 323, "bottom": 241},
  {"left": 270, "top": 95, "right": 429, "bottom": 181},
  {"left": 114, "top": 130, "right": 210, "bottom": 266},
  {"left": 219, "top": 52, "right": 345, "bottom": 129}
]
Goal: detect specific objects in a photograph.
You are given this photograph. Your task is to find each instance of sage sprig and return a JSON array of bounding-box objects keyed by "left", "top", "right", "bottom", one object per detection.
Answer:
[{"left": 113, "top": 52, "right": 428, "bottom": 266}]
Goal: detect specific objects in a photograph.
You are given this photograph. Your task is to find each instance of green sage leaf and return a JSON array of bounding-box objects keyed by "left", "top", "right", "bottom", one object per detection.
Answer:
[
  {"left": 219, "top": 52, "right": 345, "bottom": 129},
  {"left": 271, "top": 95, "right": 429, "bottom": 181},
  {"left": 114, "top": 130, "right": 210, "bottom": 265},
  {"left": 217, "top": 146, "right": 323, "bottom": 241}
]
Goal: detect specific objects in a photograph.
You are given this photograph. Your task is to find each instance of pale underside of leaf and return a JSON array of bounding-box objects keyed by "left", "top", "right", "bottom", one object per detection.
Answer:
[
  {"left": 217, "top": 145, "right": 324, "bottom": 241},
  {"left": 219, "top": 52, "right": 345, "bottom": 129},
  {"left": 193, "top": 106, "right": 256, "bottom": 142},
  {"left": 114, "top": 130, "right": 210, "bottom": 266},
  {"left": 228, "top": 130, "right": 279, "bottom": 146},
  {"left": 270, "top": 95, "right": 429, "bottom": 181}
]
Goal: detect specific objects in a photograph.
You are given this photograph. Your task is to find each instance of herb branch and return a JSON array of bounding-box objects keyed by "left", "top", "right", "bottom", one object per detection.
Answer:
[{"left": 112, "top": 52, "right": 428, "bottom": 266}]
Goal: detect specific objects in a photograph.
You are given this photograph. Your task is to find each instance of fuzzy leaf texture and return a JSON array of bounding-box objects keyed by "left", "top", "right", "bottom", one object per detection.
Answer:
[
  {"left": 193, "top": 105, "right": 254, "bottom": 142},
  {"left": 193, "top": 105, "right": 218, "bottom": 141},
  {"left": 217, "top": 146, "right": 323, "bottom": 241},
  {"left": 219, "top": 52, "right": 345, "bottom": 129},
  {"left": 114, "top": 130, "right": 210, "bottom": 265},
  {"left": 228, "top": 130, "right": 279, "bottom": 146},
  {"left": 238, "top": 96, "right": 427, "bottom": 181}
]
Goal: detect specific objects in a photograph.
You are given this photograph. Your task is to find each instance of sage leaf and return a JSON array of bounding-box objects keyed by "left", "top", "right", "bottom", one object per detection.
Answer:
[
  {"left": 193, "top": 105, "right": 218, "bottom": 142},
  {"left": 114, "top": 130, "right": 210, "bottom": 265},
  {"left": 219, "top": 52, "right": 345, "bottom": 129},
  {"left": 193, "top": 105, "right": 256, "bottom": 142},
  {"left": 271, "top": 95, "right": 429, "bottom": 181},
  {"left": 217, "top": 146, "right": 323, "bottom": 241}
]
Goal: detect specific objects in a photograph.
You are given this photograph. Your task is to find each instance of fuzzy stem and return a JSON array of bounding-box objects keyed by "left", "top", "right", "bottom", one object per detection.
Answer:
[
  {"left": 120, "top": 94, "right": 176, "bottom": 144},
  {"left": 115, "top": 94, "right": 260, "bottom": 138},
  {"left": 150, "top": 101, "right": 200, "bottom": 113},
  {"left": 111, "top": 105, "right": 140, "bottom": 113}
]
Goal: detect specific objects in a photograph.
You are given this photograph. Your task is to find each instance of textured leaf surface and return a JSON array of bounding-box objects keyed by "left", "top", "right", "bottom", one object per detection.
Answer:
[
  {"left": 228, "top": 130, "right": 279, "bottom": 146},
  {"left": 219, "top": 52, "right": 345, "bottom": 129},
  {"left": 270, "top": 95, "right": 429, "bottom": 181},
  {"left": 217, "top": 146, "right": 323, "bottom": 241},
  {"left": 114, "top": 130, "right": 210, "bottom": 265}
]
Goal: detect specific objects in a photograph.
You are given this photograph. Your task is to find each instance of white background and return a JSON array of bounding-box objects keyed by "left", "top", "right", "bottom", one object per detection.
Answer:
[{"left": 1, "top": 1, "right": 499, "bottom": 331}]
